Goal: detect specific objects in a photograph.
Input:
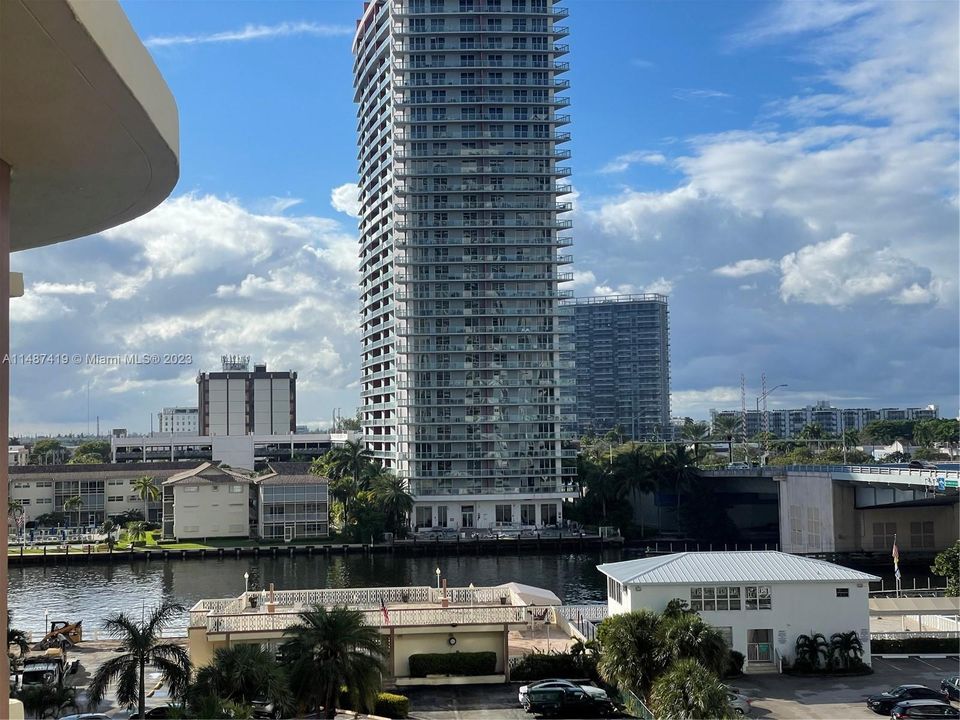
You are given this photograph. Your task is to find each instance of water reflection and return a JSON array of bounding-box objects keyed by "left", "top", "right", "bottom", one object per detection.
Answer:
[{"left": 9, "top": 548, "right": 624, "bottom": 632}]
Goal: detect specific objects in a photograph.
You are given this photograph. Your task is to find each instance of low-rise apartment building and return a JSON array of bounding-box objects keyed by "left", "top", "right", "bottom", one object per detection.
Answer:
[
  {"left": 161, "top": 462, "right": 330, "bottom": 542},
  {"left": 8, "top": 462, "right": 197, "bottom": 526},
  {"left": 599, "top": 552, "right": 878, "bottom": 671}
]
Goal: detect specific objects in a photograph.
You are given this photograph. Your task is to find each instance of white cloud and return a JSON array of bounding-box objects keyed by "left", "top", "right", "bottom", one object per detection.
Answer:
[
  {"left": 267, "top": 197, "right": 303, "bottom": 214},
  {"left": 146, "top": 21, "right": 352, "bottom": 48},
  {"left": 330, "top": 183, "right": 361, "bottom": 217},
  {"left": 632, "top": 59, "right": 656, "bottom": 69},
  {"left": 673, "top": 88, "right": 733, "bottom": 101},
  {"left": 599, "top": 150, "right": 667, "bottom": 174},
  {"left": 31, "top": 281, "right": 96, "bottom": 295},
  {"left": 10, "top": 295, "right": 74, "bottom": 323},
  {"left": 713, "top": 258, "right": 778, "bottom": 278},
  {"left": 644, "top": 277, "right": 673, "bottom": 295},
  {"left": 101, "top": 193, "right": 350, "bottom": 279},
  {"left": 779, "top": 232, "right": 935, "bottom": 306}
]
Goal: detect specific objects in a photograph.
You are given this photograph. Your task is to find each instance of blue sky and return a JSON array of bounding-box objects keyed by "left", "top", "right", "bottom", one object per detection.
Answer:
[{"left": 9, "top": 0, "right": 959, "bottom": 435}]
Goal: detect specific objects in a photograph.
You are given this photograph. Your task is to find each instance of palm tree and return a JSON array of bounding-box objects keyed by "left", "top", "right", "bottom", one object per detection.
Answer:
[
  {"left": 710, "top": 414, "right": 739, "bottom": 441},
  {"left": 794, "top": 631, "right": 830, "bottom": 670},
  {"left": 99, "top": 519, "right": 117, "bottom": 550},
  {"left": 649, "top": 658, "right": 733, "bottom": 720},
  {"left": 191, "top": 644, "right": 290, "bottom": 716},
  {"left": 657, "top": 613, "right": 729, "bottom": 676},
  {"left": 279, "top": 605, "right": 386, "bottom": 719},
  {"left": 325, "top": 440, "right": 374, "bottom": 490},
  {"left": 596, "top": 609, "right": 664, "bottom": 698},
  {"left": 62, "top": 495, "right": 83, "bottom": 526},
  {"left": 373, "top": 473, "right": 414, "bottom": 536},
  {"left": 132, "top": 476, "right": 160, "bottom": 523},
  {"left": 829, "top": 631, "right": 864, "bottom": 669},
  {"left": 15, "top": 683, "right": 78, "bottom": 719},
  {"left": 126, "top": 521, "right": 149, "bottom": 545},
  {"left": 8, "top": 610, "right": 29, "bottom": 659},
  {"left": 87, "top": 601, "right": 191, "bottom": 718}
]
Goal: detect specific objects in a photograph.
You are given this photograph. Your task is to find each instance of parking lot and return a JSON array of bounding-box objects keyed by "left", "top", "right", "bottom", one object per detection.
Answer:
[{"left": 403, "top": 658, "right": 959, "bottom": 720}]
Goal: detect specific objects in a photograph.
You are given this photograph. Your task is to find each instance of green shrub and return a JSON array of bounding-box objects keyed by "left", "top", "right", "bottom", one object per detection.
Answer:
[
  {"left": 375, "top": 692, "right": 410, "bottom": 718},
  {"left": 724, "top": 650, "right": 745, "bottom": 678},
  {"left": 408, "top": 651, "right": 496, "bottom": 677},
  {"left": 509, "top": 650, "right": 590, "bottom": 681},
  {"left": 338, "top": 690, "right": 410, "bottom": 718},
  {"left": 872, "top": 637, "right": 960, "bottom": 654}
]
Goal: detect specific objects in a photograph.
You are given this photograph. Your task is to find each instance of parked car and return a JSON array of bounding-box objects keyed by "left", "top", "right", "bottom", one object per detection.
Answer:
[
  {"left": 252, "top": 697, "right": 282, "bottom": 719},
  {"left": 908, "top": 460, "right": 938, "bottom": 469},
  {"left": 57, "top": 715, "right": 111, "bottom": 720},
  {"left": 728, "top": 692, "right": 752, "bottom": 716},
  {"left": 519, "top": 679, "right": 610, "bottom": 709},
  {"left": 941, "top": 676, "right": 960, "bottom": 701},
  {"left": 129, "top": 707, "right": 174, "bottom": 719},
  {"left": 867, "top": 686, "right": 947, "bottom": 714},
  {"left": 524, "top": 685, "right": 616, "bottom": 717},
  {"left": 890, "top": 700, "right": 959, "bottom": 719}
]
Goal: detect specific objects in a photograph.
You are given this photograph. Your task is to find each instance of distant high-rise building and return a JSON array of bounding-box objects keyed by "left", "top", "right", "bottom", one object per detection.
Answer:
[
  {"left": 710, "top": 401, "right": 941, "bottom": 439},
  {"left": 197, "top": 359, "right": 297, "bottom": 436},
  {"left": 157, "top": 407, "right": 198, "bottom": 434},
  {"left": 353, "top": 0, "right": 576, "bottom": 530},
  {"left": 570, "top": 294, "right": 671, "bottom": 441}
]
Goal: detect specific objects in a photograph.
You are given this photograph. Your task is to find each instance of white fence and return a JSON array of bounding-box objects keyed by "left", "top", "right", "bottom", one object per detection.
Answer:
[{"left": 203, "top": 605, "right": 528, "bottom": 634}]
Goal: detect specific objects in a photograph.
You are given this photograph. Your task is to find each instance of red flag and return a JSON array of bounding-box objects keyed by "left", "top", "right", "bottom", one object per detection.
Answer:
[{"left": 380, "top": 598, "right": 391, "bottom": 625}]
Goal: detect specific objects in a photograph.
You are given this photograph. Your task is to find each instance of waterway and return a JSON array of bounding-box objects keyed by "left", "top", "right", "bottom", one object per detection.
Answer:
[
  {"left": 8, "top": 549, "right": 934, "bottom": 635},
  {"left": 8, "top": 548, "right": 624, "bottom": 633}
]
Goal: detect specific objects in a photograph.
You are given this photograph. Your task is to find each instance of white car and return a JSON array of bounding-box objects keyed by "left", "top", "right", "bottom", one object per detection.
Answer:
[
  {"left": 518, "top": 679, "right": 609, "bottom": 710},
  {"left": 728, "top": 692, "right": 752, "bottom": 716}
]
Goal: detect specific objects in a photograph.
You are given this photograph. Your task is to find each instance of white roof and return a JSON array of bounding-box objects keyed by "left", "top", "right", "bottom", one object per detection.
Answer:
[
  {"left": 597, "top": 551, "right": 880, "bottom": 586},
  {"left": 496, "top": 582, "right": 562, "bottom": 606}
]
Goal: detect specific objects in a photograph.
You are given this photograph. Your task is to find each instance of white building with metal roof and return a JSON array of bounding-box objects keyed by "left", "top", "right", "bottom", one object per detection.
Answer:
[{"left": 597, "top": 551, "right": 879, "bottom": 671}]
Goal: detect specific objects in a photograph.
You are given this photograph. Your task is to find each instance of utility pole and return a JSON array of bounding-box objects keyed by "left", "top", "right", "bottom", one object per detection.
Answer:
[{"left": 740, "top": 374, "right": 747, "bottom": 462}]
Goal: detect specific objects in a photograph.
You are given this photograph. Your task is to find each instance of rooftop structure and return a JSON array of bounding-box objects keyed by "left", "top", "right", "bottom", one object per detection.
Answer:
[
  {"left": 188, "top": 581, "right": 567, "bottom": 683},
  {"left": 598, "top": 551, "right": 879, "bottom": 586},
  {"left": 352, "top": 0, "right": 576, "bottom": 530},
  {"left": 157, "top": 407, "right": 199, "bottom": 434},
  {"left": 568, "top": 294, "right": 670, "bottom": 441}
]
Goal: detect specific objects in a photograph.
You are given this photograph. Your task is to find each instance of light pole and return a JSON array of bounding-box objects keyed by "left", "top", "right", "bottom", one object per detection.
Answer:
[
  {"left": 756, "top": 384, "right": 788, "bottom": 464},
  {"left": 435, "top": 567, "right": 441, "bottom": 592},
  {"left": 244, "top": 571, "right": 249, "bottom": 594}
]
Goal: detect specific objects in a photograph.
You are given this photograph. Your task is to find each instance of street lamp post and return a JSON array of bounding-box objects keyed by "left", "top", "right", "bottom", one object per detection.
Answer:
[
  {"left": 435, "top": 567, "right": 441, "bottom": 592},
  {"left": 756, "top": 384, "right": 788, "bottom": 465},
  {"left": 244, "top": 571, "right": 249, "bottom": 594}
]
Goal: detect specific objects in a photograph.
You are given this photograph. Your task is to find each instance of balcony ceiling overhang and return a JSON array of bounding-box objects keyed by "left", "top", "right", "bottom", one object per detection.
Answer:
[{"left": 0, "top": 0, "right": 179, "bottom": 251}]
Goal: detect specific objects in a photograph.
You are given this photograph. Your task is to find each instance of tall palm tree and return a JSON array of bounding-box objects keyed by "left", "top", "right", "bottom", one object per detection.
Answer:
[
  {"left": 62, "top": 495, "right": 83, "bottom": 527},
  {"left": 132, "top": 476, "right": 160, "bottom": 523},
  {"left": 325, "top": 440, "right": 374, "bottom": 490},
  {"left": 596, "top": 610, "right": 664, "bottom": 699},
  {"left": 99, "top": 519, "right": 117, "bottom": 550},
  {"left": 649, "top": 658, "right": 733, "bottom": 719},
  {"left": 373, "top": 473, "right": 414, "bottom": 535},
  {"left": 280, "top": 605, "right": 386, "bottom": 719},
  {"left": 87, "top": 601, "right": 191, "bottom": 718},
  {"left": 191, "top": 644, "right": 290, "bottom": 716},
  {"left": 657, "top": 613, "right": 729, "bottom": 676}
]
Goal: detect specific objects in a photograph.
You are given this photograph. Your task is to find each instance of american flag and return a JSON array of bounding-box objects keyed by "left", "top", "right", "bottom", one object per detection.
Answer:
[
  {"left": 380, "top": 597, "right": 391, "bottom": 625},
  {"left": 892, "top": 537, "right": 901, "bottom": 580}
]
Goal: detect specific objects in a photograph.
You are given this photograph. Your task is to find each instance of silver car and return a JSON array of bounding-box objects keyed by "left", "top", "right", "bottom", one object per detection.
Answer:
[{"left": 728, "top": 692, "right": 752, "bottom": 716}]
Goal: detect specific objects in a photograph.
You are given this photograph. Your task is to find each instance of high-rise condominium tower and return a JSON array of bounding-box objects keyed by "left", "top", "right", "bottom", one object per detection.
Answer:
[{"left": 353, "top": 0, "right": 575, "bottom": 531}]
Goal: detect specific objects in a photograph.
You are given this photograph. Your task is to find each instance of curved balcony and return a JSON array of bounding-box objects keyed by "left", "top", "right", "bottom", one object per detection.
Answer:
[
  {"left": 395, "top": 59, "right": 570, "bottom": 72},
  {"left": 395, "top": 182, "right": 571, "bottom": 194},
  {"left": 395, "top": 112, "right": 570, "bottom": 125},
  {"left": 394, "top": 164, "right": 572, "bottom": 177},
  {"left": 396, "top": 78, "right": 570, "bottom": 90},
  {"left": 395, "top": 218, "right": 572, "bottom": 229},
  {"left": 396, "top": 200, "right": 571, "bottom": 211}
]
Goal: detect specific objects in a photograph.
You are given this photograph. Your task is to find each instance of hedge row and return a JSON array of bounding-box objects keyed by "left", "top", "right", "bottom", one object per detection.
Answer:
[
  {"left": 337, "top": 690, "right": 410, "bottom": 718},
  {"left": 872, "top": 637, "right": 960, "bottom": 654},
  {"left": 408, "top": 651, "right": 497, "bottom": 677}
]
